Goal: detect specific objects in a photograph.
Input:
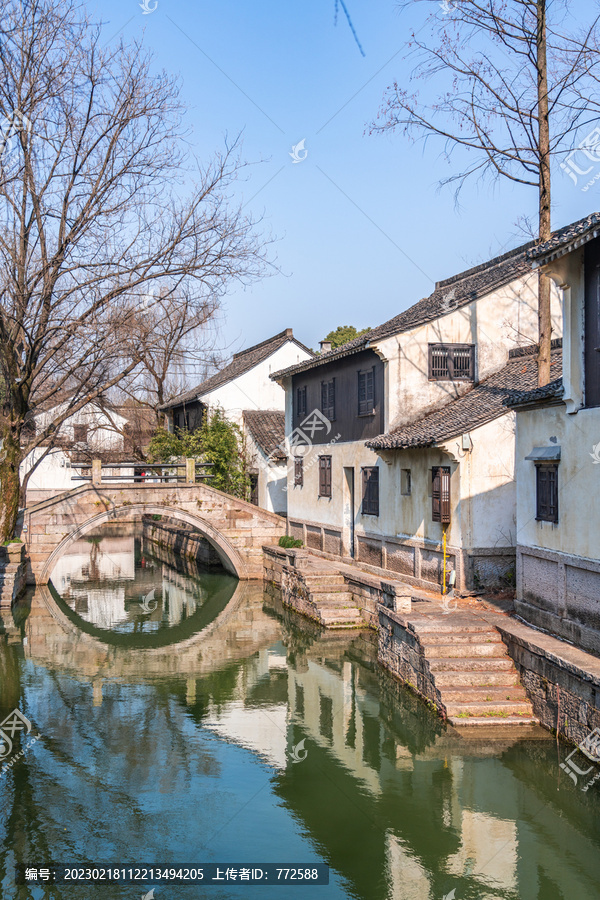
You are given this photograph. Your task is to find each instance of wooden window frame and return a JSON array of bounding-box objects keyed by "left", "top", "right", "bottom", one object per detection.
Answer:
[
  {"left": 535, "top": 463, "right": 559, "bottom": 523},
  {"left": 358, "top": 367, "right": 376, "bottom": 416},
  {"left": 361, "top": 466, "right": 379, "bottom": 516},
  {"left": 294, "top": 456, "right": 304, "bottom": 487},
  {"left": 318, "top": 455, "right": 332, "bottom": 498},
  {"left": 432, "top": 466, "right": 451, "bottom": 523},
  {"left": 296, "top": 385, "right": 307, "bottom": 419},
  {"left": 320, "top": 379, "right": 336, "bottom": 422},
  {"left": 73, "top": 424, "right": 88, "bottom": 444},
  {"left": 428, "top": 343, "right": 475, "bottom": 382},
  {"left": 401, "top": 468, "right": 412, "bottom": 496}
]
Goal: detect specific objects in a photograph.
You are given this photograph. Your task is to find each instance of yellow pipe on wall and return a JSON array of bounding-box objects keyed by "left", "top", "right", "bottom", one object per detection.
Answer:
[{"left": 442, "top": 523, "right": 448, "bottom": 594}]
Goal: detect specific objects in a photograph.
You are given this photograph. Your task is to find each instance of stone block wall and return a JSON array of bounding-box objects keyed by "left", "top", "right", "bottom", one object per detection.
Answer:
[
  {"left": 498, "top": 622, "right": 600, "bottom": 747},
  {"left": 377, "top": 607, "right": 444, "bottom": 715},
  {"left": 517, "top": 546, "right": 600, "bottom": 657}
]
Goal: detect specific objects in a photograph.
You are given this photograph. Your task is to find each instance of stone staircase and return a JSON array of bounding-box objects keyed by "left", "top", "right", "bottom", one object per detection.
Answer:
[
  {"left": 411, "top": 618, "right": 537, "bottom": 726},
  {"left": 301, "top": 572, "right": 364, "bottom": 628}
]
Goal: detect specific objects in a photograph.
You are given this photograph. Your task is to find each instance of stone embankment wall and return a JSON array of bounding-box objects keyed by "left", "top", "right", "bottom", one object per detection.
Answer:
[
  {"left": 377, "top": 607, "right": 444, "bottom": 715},
  {"left": 498, "top": 622, "right": 600, "bottom": 747},
  {"left": 141, "top": 517, "right": 224, "bottom": 570},
  {"left": 263, "top": 546, "right": 411, "bottom": 629}
]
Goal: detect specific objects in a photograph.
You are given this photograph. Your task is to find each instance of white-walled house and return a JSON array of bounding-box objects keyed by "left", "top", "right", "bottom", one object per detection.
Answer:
[
  {"left": 160, "top": 329, "right": 314, "bottom": 431},
  {"left": 508, "top": 213, "right": 600, "bottom": 655},
  {"left": 160, "top": 328, "right": 313, "bottom": 516},
  {"left": 22, "top": 402, "right": 154, "bottom": 504},
  {"left": 243, "top": 410, "right": 287, "bottom": 516},
  {"left": 272, "top": 241, "right": 562, "bottom": 592}
]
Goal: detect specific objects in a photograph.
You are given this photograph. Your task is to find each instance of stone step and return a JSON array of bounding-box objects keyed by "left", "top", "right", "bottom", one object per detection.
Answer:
[
  {"left": 420, "top": 631, "right": 504, "bottom": 645},
  {"left": 319, "top": 609, "right": 363, "bottom": 625},
  {"left": 440, "top": 686, "right": 528, "bottom": 703},
  {"left": 412, "top": 621, "right": 493, "bottom": 634},
  {"left": 423, "top": 642, "right": 509, "bottom": 659},
  {"left": 445, "top": 700, "right": 535, "bottom": 718},
  {"left": 303, "top": 574, "right": 346, "bottom": 586},
  {"left": 427, "top": 656, "right": 516, "bottom": 672},
  {"left": 432, "top": 669, "right": 521, "bottom": 687},
  {"left": 449, "top": 715, "right": 539, "bottom": 727},
  {"left": 312, "top": 592, "right": 355, "bottom": 606},
  {"left": 307, "top": 584, "right": 351, "bottom": 594}
]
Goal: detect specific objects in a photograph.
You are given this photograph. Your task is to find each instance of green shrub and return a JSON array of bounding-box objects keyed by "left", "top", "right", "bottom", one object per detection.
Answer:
[{"left": 278, "top": 535, "right": 303, "bottom": 549}]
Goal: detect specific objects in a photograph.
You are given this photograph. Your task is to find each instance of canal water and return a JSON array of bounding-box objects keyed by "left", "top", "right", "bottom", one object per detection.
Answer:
[{"left": 1, "top": 527, "right": 600, "bottom": 900}]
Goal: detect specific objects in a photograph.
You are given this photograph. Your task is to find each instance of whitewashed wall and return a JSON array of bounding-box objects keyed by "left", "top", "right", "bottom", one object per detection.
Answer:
[{"left": 204, "top": 341, "right": 313, "bottom": 425}]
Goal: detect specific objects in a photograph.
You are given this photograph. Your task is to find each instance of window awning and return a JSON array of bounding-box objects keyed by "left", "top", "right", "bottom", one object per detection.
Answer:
[{"left": 525, "top": 445, "right": 561, "bottom": 462}]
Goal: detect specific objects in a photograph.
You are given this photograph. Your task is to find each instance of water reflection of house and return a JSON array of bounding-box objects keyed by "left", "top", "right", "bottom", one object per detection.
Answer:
[
  {"left": 161, "top": 564, "right": 202, "bottom": 624},
  {"left": 193, "top": 605, "right": 600, "bottom": 900}
]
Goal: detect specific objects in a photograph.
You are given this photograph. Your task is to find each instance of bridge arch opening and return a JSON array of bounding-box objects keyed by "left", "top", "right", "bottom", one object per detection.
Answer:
[{"left": 41, "top": 503, "right": 248, "bottom": 584}]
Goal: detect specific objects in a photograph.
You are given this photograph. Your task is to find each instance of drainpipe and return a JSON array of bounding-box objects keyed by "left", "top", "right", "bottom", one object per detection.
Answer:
[{"left": 442, "top": 524, "right": 448, "bottom": 594}]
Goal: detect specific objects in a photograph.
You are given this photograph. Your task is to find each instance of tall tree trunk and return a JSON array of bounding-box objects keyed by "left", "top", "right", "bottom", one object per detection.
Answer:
[
  {"left": 0, "top": 424, "right": 22, "bottom": 542},
  {"left": 537, "top": 0, "right": 552, "bottom": 386}
]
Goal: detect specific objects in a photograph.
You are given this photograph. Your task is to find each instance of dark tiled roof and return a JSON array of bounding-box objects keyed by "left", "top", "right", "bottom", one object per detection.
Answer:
[
  {"left": 504, "top": 377, "right": 564, "bottom": 408},
  {"left": 528, "top": 213, "right": 600, "bottom": 265},
  {"left": 160, "top": 329, "right": 314, "bottom": 410},
  {"left": 366, "top": 348, "right": 563, "bottom": 450},
  {"left": 272, "top": 242, "right": 534, "bottom": 381},
  {"left": 243, "top": 409, "right": 286, "bottom": 460}
]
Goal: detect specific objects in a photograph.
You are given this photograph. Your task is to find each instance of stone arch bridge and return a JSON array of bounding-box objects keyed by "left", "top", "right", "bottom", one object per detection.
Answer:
[{"left": 18, "top": 482, "right": 285, "bottom": 584}]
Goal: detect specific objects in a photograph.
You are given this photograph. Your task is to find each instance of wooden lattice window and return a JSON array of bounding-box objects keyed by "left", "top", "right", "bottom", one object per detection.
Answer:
[
  {"left": 432, "top": 466, "right": 451, "bottom": 523},
  {"left": 361, "top": 466, "right": 379, "bottom": 516},
  {"left": 429, "top": 344, "right": 475, "bottom": 381},
  {"left": 318, "top": 455, "right": 332, "bottom": 498},
  {"left": 294, "top": 457, "right": 303, "bottom": 487},
  {"left": 320, "top": 379, "right": 336, "bottom": 421},
  {"left": 358, "top": 367, "right": 375, "bottom": 415},
  {"left": 536, "top": 464, "right": 559, "bottom": 523}
]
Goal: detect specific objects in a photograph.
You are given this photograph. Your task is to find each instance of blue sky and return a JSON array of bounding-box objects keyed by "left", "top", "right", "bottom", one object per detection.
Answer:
[{"left": 94, "top": 0, "right": 593, "bottom": 356}]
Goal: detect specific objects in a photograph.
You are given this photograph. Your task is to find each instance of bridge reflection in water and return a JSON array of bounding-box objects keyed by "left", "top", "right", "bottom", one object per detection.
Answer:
[{"left": 0, "top": 533, "right": 599, "bottom": 900}]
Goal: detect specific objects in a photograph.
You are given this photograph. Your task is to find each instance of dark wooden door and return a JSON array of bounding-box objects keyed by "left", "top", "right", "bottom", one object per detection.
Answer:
[{"left": 584, "top": 238, "right": 600, "bottom": 408}]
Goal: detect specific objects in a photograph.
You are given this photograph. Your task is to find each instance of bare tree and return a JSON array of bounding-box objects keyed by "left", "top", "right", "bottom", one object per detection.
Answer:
[
  {"left": 371, "top": 0, "right": 600, "bottom": 385},
  {"left": 0, "top": 0, "right": 268, "bottom": 540}
]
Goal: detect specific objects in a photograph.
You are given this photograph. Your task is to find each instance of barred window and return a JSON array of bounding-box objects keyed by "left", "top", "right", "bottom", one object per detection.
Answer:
[
  {"left": 362, "top": 466, "right": 379, "bottom": 516},
  {"left": 294, "top": 457, "right": 303, "bottom": 487},
  {"left": 432, "top": 466, "right": 451, "bottom": 523},
  {"left": 536, "top": 464, "right": 559, "bottom": 523},
  {"left": 429, "top": 344, "right": 475, "bottom": 381}
]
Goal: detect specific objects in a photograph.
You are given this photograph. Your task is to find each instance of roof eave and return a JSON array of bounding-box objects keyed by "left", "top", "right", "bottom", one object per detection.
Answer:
[{"left": 530, "top": 226, "right": 600, "bottom": 269}]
